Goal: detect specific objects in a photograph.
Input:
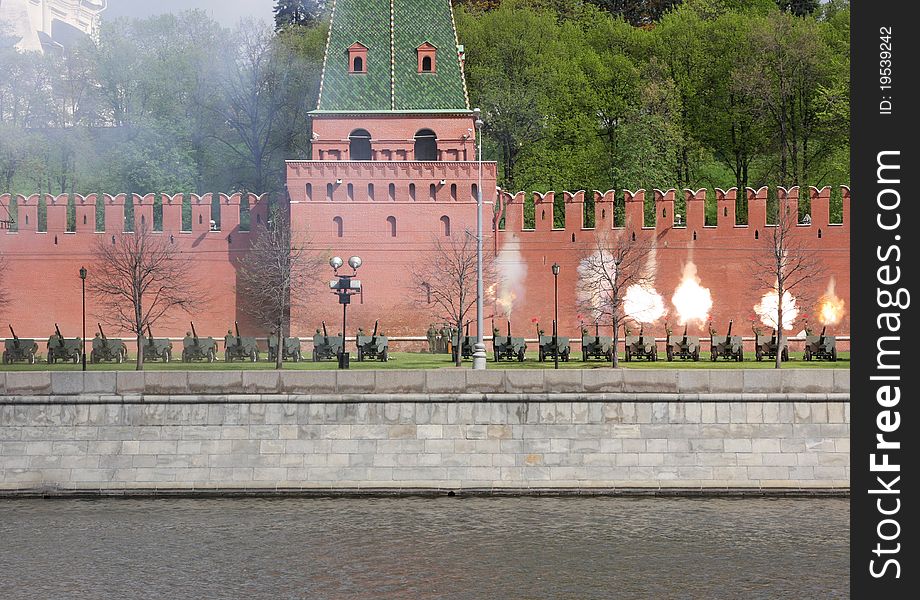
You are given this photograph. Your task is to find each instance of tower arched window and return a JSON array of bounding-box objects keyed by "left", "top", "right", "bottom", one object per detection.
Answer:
[
  {"left": 333, "top": 216, "right": 343, "bottom": 238},
  {"left": 417, "top": 42, "right": 437, "bottom": 73},
  {"left": 348, "top": 43, "right": 368, "bottom": 73},
  {"left": 440, "top": 215, "right": 451, "bottom": 236},
  {"left": 414, "top": 129, "right": 438, "bottom": 161},
  {"left": 386, "top": 216, "right": 397, "bottom": 237},
  {"left": 349, "top": 129, "right": 372, "bottom": 160}
]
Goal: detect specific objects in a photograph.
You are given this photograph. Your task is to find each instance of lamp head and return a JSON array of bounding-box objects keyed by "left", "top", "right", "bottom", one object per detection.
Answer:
[
  {"left": 79, "top": 266, "right": 87, "bottom": 280},
  {"left": 329, "top": 256, "right": 344, "bottom": 271},
  {"left": 348, "top": 256, "right": 362, "bottom": 270},
  {"left": 551, "top": 263, "right": 560, "bottom": 276}
]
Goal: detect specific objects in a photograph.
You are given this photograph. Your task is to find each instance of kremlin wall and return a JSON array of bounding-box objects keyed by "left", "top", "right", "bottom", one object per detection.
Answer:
[{"left": 0, "top": 183, "right": 849, "bottom": 349}]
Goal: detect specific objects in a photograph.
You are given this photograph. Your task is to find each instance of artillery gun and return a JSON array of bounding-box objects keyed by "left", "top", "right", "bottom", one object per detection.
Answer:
[
  {"left": 709, "top": 320, "right": 743, "bottom": 362},
  {"left": 312, "top": 321, "right": 343, "bottom": 361},
  {"left": 803, "top": 325, "right": 837, "bottom": 361},
  {"left": 451, "top": 321, "right": 475, "bottom": 362},
  {"left": 492, "top": 320, "right": 527, "bottom": 362},
  {"left": 753, "top": 325, "right": 789, "bottom": 362},
  {"left": 581, "top": 324, "right": 613, "bottom": 362},
  {"left": 624, "top": 324, "right": 657, "bottom": 362},
  {"left": 182, "top": 322, "right": 217, "bottom": 362},
  {"left": 224, "top": 321, "right": 259, "bottom": 362},
  {"left": 141, "top": 325, "right": 173, "bottom": 362},
  {"left": 3, "top": 325, "right": 37, "bottom": 364},
  {"left": 268, "top": 330, "right": 302, "bottom": 362},
  {"left": 91, "top": 323, "right": 127, "bottom": 363},
  {"left": 665, "top": 322, "right": 701, "bottom": 361},
  {"left": 47, "top": 324, "right": 83, "bottom": 364},
  {"left": 356, "top": 320, "right": 388, "bottom": 362},
  {"left": 537, "top": 321, "right": 570, "bottom": 362}
]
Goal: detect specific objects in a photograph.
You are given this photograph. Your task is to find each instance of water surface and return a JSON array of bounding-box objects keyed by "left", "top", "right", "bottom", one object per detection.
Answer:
[{"left": 0, "top": 497, "right": 848, "bottom": 599}]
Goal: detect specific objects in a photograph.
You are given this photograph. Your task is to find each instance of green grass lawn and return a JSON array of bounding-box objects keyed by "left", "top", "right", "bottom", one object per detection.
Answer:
[{"left": 0, "top": 351, "right": 849, "bottom": 371}]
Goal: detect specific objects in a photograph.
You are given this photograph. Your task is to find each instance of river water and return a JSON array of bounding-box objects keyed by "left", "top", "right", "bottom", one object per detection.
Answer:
[{"left": 0, "top": 497, "right": 847, "bottom": 599}]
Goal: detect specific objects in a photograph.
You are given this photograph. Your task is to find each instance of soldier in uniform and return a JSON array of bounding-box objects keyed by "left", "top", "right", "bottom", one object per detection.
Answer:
[
  {"left": 224, "top": 330, "right": 235, "bottom": 351},
  {"left": 426, "top": 325, "right": 437, "bottom": 353}
]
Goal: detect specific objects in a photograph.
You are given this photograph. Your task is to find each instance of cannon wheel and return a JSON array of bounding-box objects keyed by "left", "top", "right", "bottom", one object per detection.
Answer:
[
  {"left": 517, "top": 348, "right": 525, "bottom": 362},
  {"left": 116, "top": 350, "right": 124, "bottom": 364},
  {"left": 250, "top": 349, "right": 257, "bottom": 362},
  {"left": 831, "top": 347, "right": 837, "bottom": 362},
  {"left": 693, "top": 349, "right": 700, "bottom": 362},
  {"left": 710, "top": 351, "right": 717, "bottom": 362},
  {"left": 381, "top": 348, "right": 389, "bottom": 362},
  {"left": 293, "top": 349, "right": 301, "bottom": 362},
  {"left": 781, "top": 347, "right": 789, "bottom": 362},
  {"left": 164, "top": 349, "right": 171, "bottom": 363},
  {"left": 562, "top": 349, "right": 569, "bottom": 362},
  {"left": 651, "top": 347, "right": 657, "bottom": 362},
  {"left": 207, "top": 349, "right": 216, "bottom": 363},
  {"left": 29, "top": 352, "right": 36, "bottom": 365},
  {"left": 72, "top": 352, "right": 80, "bottom": 365}
]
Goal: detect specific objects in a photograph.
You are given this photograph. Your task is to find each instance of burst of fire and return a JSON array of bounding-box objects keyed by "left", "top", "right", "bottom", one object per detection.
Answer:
[
  {"left": 671, "top": 262, "right": 712, "bottom": 328},
  {"left": 494, "top": 241, "right": 526, "bottom": 318},
  {"left": 815, "top": 278, "right": 845, "bottom": 326},
  {"left": 624, "top": 284, "right": 666, "bottom": 323},
  {"left": 754, "top": 289, "right": 799, "bottom": 330}
]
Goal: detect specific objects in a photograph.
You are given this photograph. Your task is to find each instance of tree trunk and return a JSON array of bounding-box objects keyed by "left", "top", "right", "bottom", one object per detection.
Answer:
[
  {"left": 136, "top": 332, "right": 144, "bottom": 371},
  {"left": 775, "top": 284, "right": 783, "bottom": 370},
  {"left": 275, "top": 318, "right": 284, "bottom": 370},
  {"left": 611, "top": 318, "right": 619, "bottom": 369},
  {"left": 455, "top": 318, "right": 463, "bottom": 367}
]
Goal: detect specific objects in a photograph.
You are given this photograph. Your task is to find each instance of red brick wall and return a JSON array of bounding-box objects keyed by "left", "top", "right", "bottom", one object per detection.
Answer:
[
  {"left": 312, "top": 114, "right": 477, "bottom": 161},
  {"left": 0, "top": 193, "right": 271, "bottom": 343}
]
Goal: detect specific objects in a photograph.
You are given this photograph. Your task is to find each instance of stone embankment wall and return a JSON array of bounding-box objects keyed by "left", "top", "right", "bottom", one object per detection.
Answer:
[{"left": 0, "top": 369, "right": 849, "bottom": 495}]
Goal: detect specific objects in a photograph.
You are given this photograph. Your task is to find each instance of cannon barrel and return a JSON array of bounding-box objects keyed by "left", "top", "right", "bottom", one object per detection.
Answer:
[
  {"left": 682, "top": 324, "right": 688, "bottom": 343},
  {"left": 819, "top": 326, "right": 827, "bottom": 343},
  {"left": 235, "top": 321, "right": 241, "bottom": 342},
  {"left": 371, "top": 320, "right": 379, "bottom": 340},
  {"left": 507, "top": 320, "right": 511, "bottom": 338},
  {"left": 535, "top": 322, "right": 541, "bottom": 340},
  {"left": 147, "top": 324, "right": 153, "bottom": 339},
  {"left": 465, "top": 321, "right": 471, "bottom": 336},
  {"left": 9, "top": 324, "right": 17, "bottom": 341},
  {"left": 726, "top": 320, "right": 733, "bottom": 337},
  {"left": 595, "top": 323, "right": 600, "bottom": 337},
  {"left": 321, "top": 321, "right": 329, "bottom": 343},
  {"left": 54, "top": 323, "right": 65, "bottom": 346},
  {"left": 190, "top": 322, "right": 199, "bottom": 341},
  {"left": 98, "top": 323, "right": 106, "bottom": 340}
]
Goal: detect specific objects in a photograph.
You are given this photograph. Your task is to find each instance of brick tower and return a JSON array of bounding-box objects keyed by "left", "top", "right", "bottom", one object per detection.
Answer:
[{"left": 287, "top": 0, "right": 498, "bottom": 337}]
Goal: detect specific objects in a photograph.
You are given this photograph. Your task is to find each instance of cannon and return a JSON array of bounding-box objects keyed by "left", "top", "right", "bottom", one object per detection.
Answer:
[
  {"left": 182, "top": 322, "right": 217, "bottom": 362},
  {"left": 581, "top": 324, "right": 613, "bottom": 362},
  {"left": 3, "top": 325, "right": 37, "bottom": 364},
  {"left": 492, "top": 320, "right": 527, "bottom": 362},
  {"left": 804, "top": 325, "right": 837, "bottom": 361},
  {"left": 709, "top": 320, "right": 743, "bottom": 362},
  {"left": 268, "top": 331, "right": 302, "bottom": 362},
  {"left": 537, "top": 321, "right": 570, "bottom": 362},
  {"left": 47, "top": 324, "right": 83, "bottom": 364},
  {"left": 356, "top": 320, "right": 388, "bottom": 362},
  {"left": 141, "top": 325, "right": 173, "bottom": 362},
  {"left": 312, "top": 321, "right": 344, "bottom": 361},
  {"left": 753, "top": 326, "right": 789, "bottom": 362},
  {"left": 624, "top": 324, "right": 657, "bottom": 362},
  {"left": 224, "top": 321, "right": 259, "bottom": 362},
  {"left": 666, "top": 322, "right": 700, "bottom": 361},
  {"left": 91, "top": 323, "right": 127, "bottom": 363},
  {"left": 451, "top": 321, "right": 476, "bottom": 362}
]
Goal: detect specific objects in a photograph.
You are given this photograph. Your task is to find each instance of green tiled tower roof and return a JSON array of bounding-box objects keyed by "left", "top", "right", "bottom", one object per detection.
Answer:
[{"left": 315, "top": 0, "right": 470, "bottom": 113}]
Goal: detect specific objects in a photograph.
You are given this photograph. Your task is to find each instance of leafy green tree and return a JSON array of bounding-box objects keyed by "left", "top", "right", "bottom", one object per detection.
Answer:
[{"left": 776, "top": 0, "right": 818, "bottom": 16}]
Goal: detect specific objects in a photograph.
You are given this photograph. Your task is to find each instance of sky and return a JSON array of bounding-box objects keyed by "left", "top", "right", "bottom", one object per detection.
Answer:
[{"left": 103, "top": 0, "right": 275, "bottom": 27}]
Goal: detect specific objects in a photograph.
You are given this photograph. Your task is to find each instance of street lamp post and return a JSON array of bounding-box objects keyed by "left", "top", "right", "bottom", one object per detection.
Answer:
[
  {"left": 472, "top": 108, "right": 487, "bottom": 370},
  {"left": 552, "top": 263, "right": 560, "bottom": 370},
  {"left": 329, "top": 255, "right": 362, "bottom": 369},
  {"left": 79, "top": 266, "right": 87, "bottom": 371}
]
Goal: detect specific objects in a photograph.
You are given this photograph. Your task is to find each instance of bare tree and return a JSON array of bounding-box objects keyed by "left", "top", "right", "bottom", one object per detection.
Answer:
[
  {"left": 750, "top": 191, "right": 823, "bottom": 368},
  {"left": 576, "top": 231, "right": 656, "bottom": 368},
  {"left": 236, "top": 205, "right": 322, "bottom": 368},
  {"left": 410, "top": 231, "right": 494, "bottom": 367},
  {"left": 89, "top": 223, "right": 196, "bottom": 370}
]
